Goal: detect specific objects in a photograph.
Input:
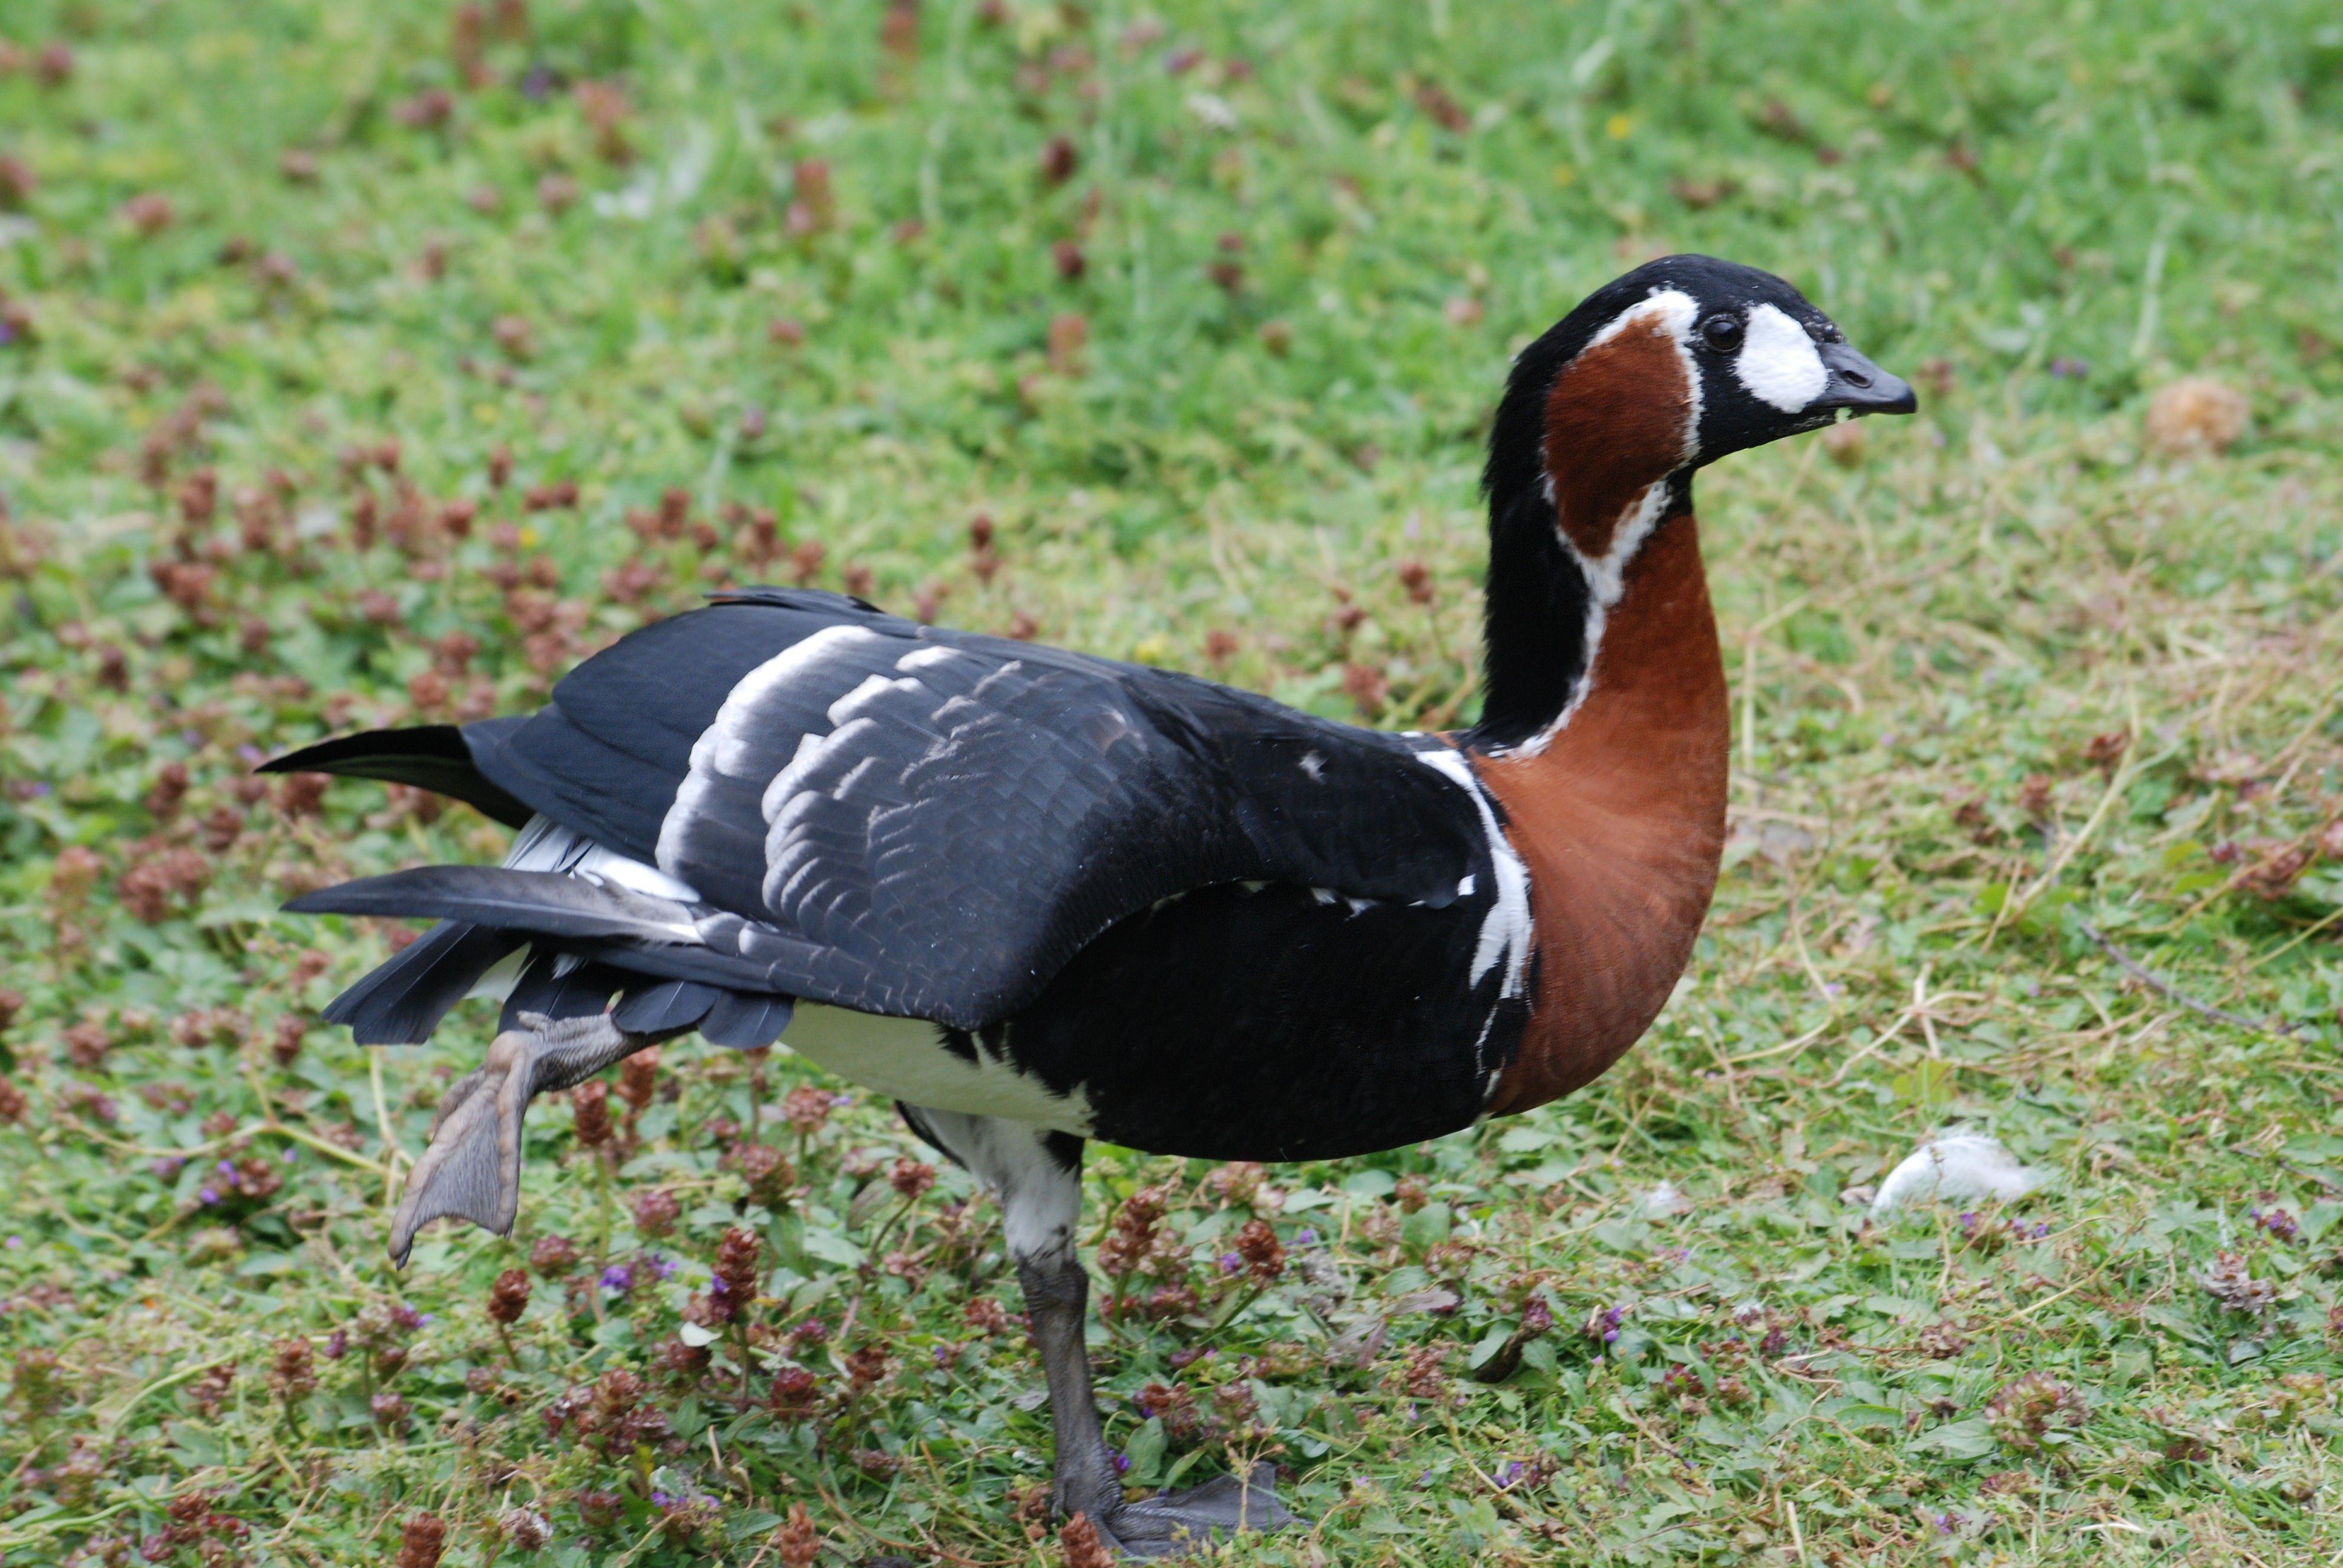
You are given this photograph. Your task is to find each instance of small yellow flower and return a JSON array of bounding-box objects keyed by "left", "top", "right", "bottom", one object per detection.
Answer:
[
  {"left": 1553, "top": 162, "right": 1578, "bottom": 187},
  {"left": 519, "top": 526, "right": 540, "bottom": 548},
  {"left": 1605, "top": 114, "right": 1634, "bottom": 140}
]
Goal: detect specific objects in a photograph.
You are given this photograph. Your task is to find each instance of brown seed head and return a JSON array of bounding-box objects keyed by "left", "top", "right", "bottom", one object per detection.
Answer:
[
  {"left": 487, "top": 1267, "right": 531, "bottom": 1325},
  {"left": 712, "top": 1226, "right": 761, "bottom": 1322},
  {"left": 146, "top": 761, "right": 189, "bottom": 820},
  {"left": 571, "top": 1080, "right": 612, "bottom": 1148},
  {"left": 1046, "top": 312, "right": 1088, "bottom": 376},
  {"left": 734, "top": 1142, "right": 795, "bottom": 1209},
  {"left": 393, "top": 1513, "right": 447, "bottom": 1568},
  {"left": 1234, "top": 1217, "right": 1286, "bottom": 1282},
  {"left": 890, "top": 1156, "right": 936, "bottom": 1200},
  {"left": 630, "top": 1188, "right": 680, "bottom": 1237},
  {"left": 618, "top": 1048, "right": 658, "bottom": 1113},
  {"left": 120, "top": 192, "right": 175, "bottom": 235},
  {"left": 529, "top": 1233, "right": 580, "bottom": 1276},
  {"left": 1060, "top": 1511, "right": 1113, "bottom": 1568},
  {"left": 843, "top": 1345, "right": 888, "bottom": 1393},
  {"left": 782, "top": 1083, "right": 834, "bottom": 1135},
  {"left": 394, "top": 89, "right": 455, "bottom": 129},
  {"left": 789, "top": 160, "right": 835, "bottom": 234},
  {"left": 767, "top": 1364, "right": 822, "bottom": 1422},
  {"left": 268, "top": 1337, "right": 316, "bottom": 1403},
  {"left": 774, "top": 1503, "right": 822, "bottom": 1567}
]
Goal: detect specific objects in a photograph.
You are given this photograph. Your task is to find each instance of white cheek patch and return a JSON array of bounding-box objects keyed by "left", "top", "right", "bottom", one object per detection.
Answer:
[{"left": 1734, "top": 303, "right": 1829, "bottom": 412}]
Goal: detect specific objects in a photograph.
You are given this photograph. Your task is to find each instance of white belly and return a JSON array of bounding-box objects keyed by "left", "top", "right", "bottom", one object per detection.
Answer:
[{"left": 778, "top": 1003, "right": 1093, "bottom": 1135}]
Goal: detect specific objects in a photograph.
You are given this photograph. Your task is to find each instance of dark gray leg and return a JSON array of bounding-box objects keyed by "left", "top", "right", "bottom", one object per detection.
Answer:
[
  {"left": 1018, "top": 1252, "right": 1125, "bottom": 1525},
  {"left": 902, "top": 1106, "right": 1297, "bottom": 1559}
]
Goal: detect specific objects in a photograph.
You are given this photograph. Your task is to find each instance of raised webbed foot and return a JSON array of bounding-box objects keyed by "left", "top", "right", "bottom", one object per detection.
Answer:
[{"left": 387, "top": 1010, "right": 654, "bottom": 1264}]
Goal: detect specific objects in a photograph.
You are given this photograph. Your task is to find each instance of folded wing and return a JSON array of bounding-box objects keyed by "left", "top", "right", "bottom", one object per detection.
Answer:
[{"left": 274, "top": 587, "right": 1493, "bottom": 1031}]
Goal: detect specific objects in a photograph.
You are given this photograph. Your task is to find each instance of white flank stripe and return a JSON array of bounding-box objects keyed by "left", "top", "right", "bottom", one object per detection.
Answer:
[
  {"left": 506, "top": 813, "right": 706, "bottom": 906},
  {"left": 1415, "top": 749, "right": 1531, "bottom": 999}
]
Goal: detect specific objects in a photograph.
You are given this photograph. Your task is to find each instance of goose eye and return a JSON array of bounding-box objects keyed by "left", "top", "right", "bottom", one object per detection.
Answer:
[{"left": 1699, "top": 313, "right": 1743, "bottom": 351}]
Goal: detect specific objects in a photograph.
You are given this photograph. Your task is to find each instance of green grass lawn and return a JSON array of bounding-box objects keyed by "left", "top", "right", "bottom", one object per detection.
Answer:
[{"left": 2, "top": 1, "right": 2341, "bottom": 1563}]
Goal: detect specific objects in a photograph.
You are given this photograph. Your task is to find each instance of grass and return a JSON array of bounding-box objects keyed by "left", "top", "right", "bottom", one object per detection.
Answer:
[{"left": 1, "top": 0, "right": 2341, "bottom": 1563}]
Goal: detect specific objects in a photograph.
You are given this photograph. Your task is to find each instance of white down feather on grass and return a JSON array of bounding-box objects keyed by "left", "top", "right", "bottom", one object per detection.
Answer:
[{"left": 1869, "top": 1133, "right": 2051, "bottom": 1217}]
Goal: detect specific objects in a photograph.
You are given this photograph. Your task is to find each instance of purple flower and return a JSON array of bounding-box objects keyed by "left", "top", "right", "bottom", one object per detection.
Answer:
[
  {"left": 1110, "top": 1449, "right": 1130, "bottom": 1474},
  {"left": 2048, "top": 358, "right": 2089, "bottom": 379},
  {"left": 2250, "top": 1207, "right": 2299, "bottom": 1244},
  {"left": 217, "top": 1159, "right": 236, "bottom": 1177},
  {"left": 1296, "top": 1229, "right": 1318, "bottom": 1245},
  {"left": 600, "top": 1265, "right": 634, "bottom": 1293},
  {"left": 1934, "top": 1512, "right": 1963, "bottom": 1535},
  {"left": 4, "top": 1236, "right": 21, "bottom": 1249},
  {"left": 323, "top": 1329, "right": 348, "bottom": 1359},
  {"left": 650, "top": 1489, "right": 673, "bottom": 1508},
  {"left": 1496, "top": 1461, "right": 1525, "bottom": 1488},
  {"left": 647, "top": 1253, "right": 678, "bottom": 1280},
  {"left": 393, "top": 1304, "right": 424, "bottom": 1330},
  {"left": 21, "top": 781, "right": 47, "bottom": 797},
  {"left": 198, "top": 1186, "right": 221, "bottom": 1205},
  {"left": 1218, "top": 1252, "right": 1242, "bottom": 1273}
]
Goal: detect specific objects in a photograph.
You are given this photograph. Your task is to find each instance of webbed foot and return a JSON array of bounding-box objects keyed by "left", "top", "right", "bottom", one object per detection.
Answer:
[
  {"left": 1104, "top": 1463, "right": 1296, "bottom": 1558},
  {"left": 387, "top": 1010, "right": 654, "bottom": 1264}
]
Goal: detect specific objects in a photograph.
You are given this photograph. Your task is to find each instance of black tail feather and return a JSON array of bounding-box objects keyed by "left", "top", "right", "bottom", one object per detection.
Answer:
[
  {"left": 701, "top": 990, "right": 795, "bottom": 1050},
  {"left": 261, "top": 722, "right": 537, "bottom": 828},
  {"left": 323, "top": 921, "right": 525, "bottom": 1045},
  {"left": 499, "top": 951, "right": 632, "bottom": 1031},
  {"left": 285, "top": 865, "right": 821, "bottom": 999},
  {"left": 286, "top": 866, "right": 701, "bottom": 944},
  {"left": 613, "top": 979, "right": 723, "bottom": 1035}
]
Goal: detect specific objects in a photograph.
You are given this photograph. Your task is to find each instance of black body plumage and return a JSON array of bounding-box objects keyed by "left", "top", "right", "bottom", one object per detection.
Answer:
[{"left": 275, "top": 587, "right": 1528, "bottom": 1158}]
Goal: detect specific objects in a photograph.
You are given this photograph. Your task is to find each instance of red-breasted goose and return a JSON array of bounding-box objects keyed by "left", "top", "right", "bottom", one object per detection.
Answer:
[{"left": 269, "top": 255, "right": 1913, "bottom": 1555}]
